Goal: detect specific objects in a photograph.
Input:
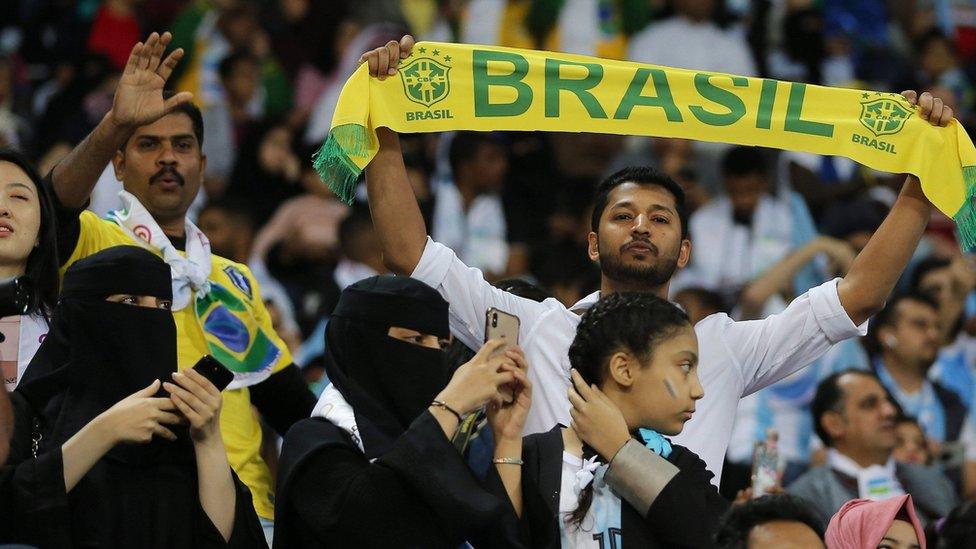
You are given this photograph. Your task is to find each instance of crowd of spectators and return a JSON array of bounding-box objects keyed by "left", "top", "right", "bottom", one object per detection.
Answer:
[{"left": 1, "top": 0, "right": 976, "bottom": 547}]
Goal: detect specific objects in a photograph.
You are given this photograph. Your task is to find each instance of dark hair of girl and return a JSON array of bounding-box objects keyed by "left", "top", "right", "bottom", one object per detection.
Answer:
[
  {"left": 0, "top": 149, "right": 60, "bottom": 320},
  {"left": 565, "top": 292, "right": 690, "bottom": 528}
]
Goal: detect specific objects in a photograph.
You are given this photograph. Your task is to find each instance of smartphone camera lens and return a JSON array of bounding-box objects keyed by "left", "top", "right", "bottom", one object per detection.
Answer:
[{"left": 491, "top": 313, "right": 497, "bottom": 328}]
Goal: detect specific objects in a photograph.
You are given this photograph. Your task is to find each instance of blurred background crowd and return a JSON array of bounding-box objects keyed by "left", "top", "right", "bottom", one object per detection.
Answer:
[{"left": 2, "top": 0, "right": 976, "bottom": 509}]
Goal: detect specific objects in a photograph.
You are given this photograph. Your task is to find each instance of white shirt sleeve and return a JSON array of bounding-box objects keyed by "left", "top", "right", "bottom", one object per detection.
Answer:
[
  {"left": 704, "top": 278, "right": 868, "bottom": 397},
  {"left": 411, "top": 237, "right": 552, "bottom": 352},
  {"left": 963, "top": 413, "right": 976, "bottom": 462}
]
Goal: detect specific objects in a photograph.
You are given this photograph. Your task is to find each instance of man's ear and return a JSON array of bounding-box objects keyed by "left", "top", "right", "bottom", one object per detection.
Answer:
[
  {"left": 821, "top": 410, "right": 846, "bottom": 442},
  {"left": 677, "top": 238, "right": 691, "bottom": 269},
  {"left": 607, "top": 351, "right": 636, "bottom": 388},
  {"left": 587, "top": 231, "right": 600, "bottom": 263},
  {"left": 112, "top": 150, "right": 125, "bottom": 182}
]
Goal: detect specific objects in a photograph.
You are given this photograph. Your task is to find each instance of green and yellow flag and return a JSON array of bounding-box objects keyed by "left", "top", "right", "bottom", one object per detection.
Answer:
[{"left": 315, "top": 41, "right": 976, "bottom": 249}]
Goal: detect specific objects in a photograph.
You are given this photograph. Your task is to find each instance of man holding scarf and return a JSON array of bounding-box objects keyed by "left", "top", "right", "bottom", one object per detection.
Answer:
[
  {"left": 39, "top": 32, "right": 316, "bottom": 540},
  {"left": 361, "top": 35, "right": 955, "bottom": 484}
]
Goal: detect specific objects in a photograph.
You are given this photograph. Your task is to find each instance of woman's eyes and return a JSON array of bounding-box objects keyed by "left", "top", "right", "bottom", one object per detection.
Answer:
[
  {"left": 120, "top": 295, "right": 138, "bottom": 305},
  {"left": 158, "top": 300, "right": 172, "bottom": 310}
]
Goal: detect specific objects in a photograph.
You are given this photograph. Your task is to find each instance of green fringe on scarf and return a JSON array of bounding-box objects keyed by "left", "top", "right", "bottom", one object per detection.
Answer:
[
  {"left": 312, "top": 124, "right": 369, "bottom": 204},
  {"left": 955, "top": 166, "right": 976, "bottom": 251}
]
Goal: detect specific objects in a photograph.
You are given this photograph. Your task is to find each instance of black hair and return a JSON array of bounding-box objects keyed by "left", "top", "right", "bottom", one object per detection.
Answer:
[
  {"left": 569, "top": 292, "right": 690, "bottom": 387},
  {"left": 811, "top": 368, "right": 886, "bottom": 447},
  {"left": 910, "top": 257, "right": 952, "bottom": 293},
  {"left": 910, "top": 257, "right": 966, "bottom": 340},
  {"left": 566, "top": 292, "right": 691, "bottom": 527},
  {"left": 721, "top": 145, "right": 767, "bottom": 178},
  {"left": 199, "top": 196, "right": 255, "bottom": 231},
  {"left": 714, "top": 494, "right": 824, "bottom": 548},
  {"left": 120, "top": 90, "right": 204, "bottom": 149},
  {"left": 0, "top": 149, "right": 60, "bottom": 320},
  {"left": 218, "top": 50, "right": 259, "bottom": 82},
  {"left": 493, "top": 277, "right": 552, "bottom": 303},
  {"left": 448, "top": 131, "right": 503, "bottom": 177},
  {"left": 915, "top": 27, "right": 954, "bottom": 57},
  {"left": 675, "top": 287, "right": 728, "bottom": 316},
  {"left": 864, "top": 291, "right": 940, "bottom": 356},
  {"left": 935, "top": 501, "right": 976, "bottom": 549},
  {"left": 895, "top": 414, "right": 923, "bottom": 429},
  {"left": 590, "top": 166, "right": 689, "bottom": 239},
  {"left": 338, "top": 207, "right": 375, "bottom": 260}
]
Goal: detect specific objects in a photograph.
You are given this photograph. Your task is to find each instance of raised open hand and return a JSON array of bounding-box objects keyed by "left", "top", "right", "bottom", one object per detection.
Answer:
[{"left": 111, "top": 32, "right": 194, "bottom": 129}]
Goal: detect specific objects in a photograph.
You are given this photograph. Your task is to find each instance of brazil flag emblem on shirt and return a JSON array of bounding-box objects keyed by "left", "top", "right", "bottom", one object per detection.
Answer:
[{"left": 195, "top": 282, "right": 283, "bottom": 386}]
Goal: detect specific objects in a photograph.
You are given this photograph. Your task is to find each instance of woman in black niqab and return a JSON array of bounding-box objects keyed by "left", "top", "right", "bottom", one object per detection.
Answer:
[
  {"left": 0, "top": 245, "right": 264, "bottom": 548},
  {"left": 274, "top": 275, "right": 529, "bottom": 548}
]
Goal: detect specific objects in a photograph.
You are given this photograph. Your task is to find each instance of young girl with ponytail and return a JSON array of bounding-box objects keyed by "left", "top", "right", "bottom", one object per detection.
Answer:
[{"left": 511, "top": 292, "right": 729, "bottom": 548}]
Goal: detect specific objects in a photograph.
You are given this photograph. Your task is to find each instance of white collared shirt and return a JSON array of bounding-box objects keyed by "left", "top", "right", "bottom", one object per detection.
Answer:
[{"left": 411, "top": 238, "right": 867, "bottom": 483}]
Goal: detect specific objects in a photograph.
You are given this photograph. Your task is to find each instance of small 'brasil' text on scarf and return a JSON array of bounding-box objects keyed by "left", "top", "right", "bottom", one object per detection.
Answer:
[{"left": 314, "top": 41, "right": 976, "bottom": 250}]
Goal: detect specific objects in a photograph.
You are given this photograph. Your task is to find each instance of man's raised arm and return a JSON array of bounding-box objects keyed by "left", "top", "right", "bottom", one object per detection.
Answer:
[
  {"left": 361, "top": 36, "right": 429, "bottom": 275},
  {"left": 49, "top": 32, "right": 192, "bottom": 208},
  {"left": 837, "top": 91, "right": 952, "bottom": 326}
]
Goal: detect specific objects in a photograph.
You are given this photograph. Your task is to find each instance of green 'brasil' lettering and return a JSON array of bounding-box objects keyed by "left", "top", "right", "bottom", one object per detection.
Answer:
[
  {"left": 473, "top": 50, "right": 533, "bottom": 117},
  {"left": 613, "top": 68, "right": 683, "bottom": 122},
  {"left": 544, "top": 59, "right": 607, "bottom": 118},
  {"left": 689, "top": 74, "right": 748, "bottom": 126},
  {"left": 785, "top": 83, "right": 834, "bottom": 137},
  {"left": 756, "top": 79, "right": 777, "bottom": 129}
]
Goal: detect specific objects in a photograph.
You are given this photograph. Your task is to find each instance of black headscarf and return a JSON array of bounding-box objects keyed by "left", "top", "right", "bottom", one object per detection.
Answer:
[
  {"left": 324, "top": 275, "right": 451, "bottom": 459},
  {"left": 17, "top": 245, "right": 184, "bottom": 463}
]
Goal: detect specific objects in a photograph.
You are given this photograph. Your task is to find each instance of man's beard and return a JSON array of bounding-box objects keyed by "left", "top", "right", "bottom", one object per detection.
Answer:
[{"left": 599, "top": 241, "right": 679, "bottom": 289}]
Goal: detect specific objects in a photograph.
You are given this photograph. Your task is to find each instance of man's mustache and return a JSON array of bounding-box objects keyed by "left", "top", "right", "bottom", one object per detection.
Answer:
[{"left": 149, "top": 167, "right": 185, "bottom": 186}]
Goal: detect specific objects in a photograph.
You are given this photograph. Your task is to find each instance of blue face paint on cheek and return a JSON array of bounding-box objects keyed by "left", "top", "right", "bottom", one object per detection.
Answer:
[{"left": 663, "top": 377, "right": 678, "bottom": 399}]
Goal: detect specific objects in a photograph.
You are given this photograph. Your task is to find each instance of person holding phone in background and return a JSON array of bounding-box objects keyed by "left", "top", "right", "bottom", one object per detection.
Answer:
[{"left": 0, "top": 246, "right": 264, "bottom": 547}]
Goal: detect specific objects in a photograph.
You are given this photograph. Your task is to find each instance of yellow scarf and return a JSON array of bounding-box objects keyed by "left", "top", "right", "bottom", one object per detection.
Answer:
[{"left": 315, "top": 41, "right": 976, "bottom": 249}]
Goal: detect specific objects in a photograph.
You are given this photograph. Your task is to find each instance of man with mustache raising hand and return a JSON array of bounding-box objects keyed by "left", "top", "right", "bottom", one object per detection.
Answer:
[
  {"left": 362, "top": 36, "right": 955, "bottom": 483},
  {"left": 38, "top": 32, "right": 315, "bottom": 543}
]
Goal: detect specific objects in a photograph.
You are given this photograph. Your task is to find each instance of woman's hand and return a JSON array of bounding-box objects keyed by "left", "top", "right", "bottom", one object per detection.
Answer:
[
  {"left": 435, "top": 339, "right": 520, "bottom": 415},
  {"left": 568, "top": 369, "right": 631, "bottom": 461},
  {"left": 163, "top": 369, "right": 223, "bottom": 444},
  {"left": 488, "top": 348, "right": 532, "bottom": 443},
  {"left": 94, "top": 379, "right": 183, "bottom": 444}
]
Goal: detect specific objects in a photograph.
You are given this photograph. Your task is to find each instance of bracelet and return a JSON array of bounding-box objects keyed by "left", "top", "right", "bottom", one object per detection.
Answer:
[
  {"left": 493, "top": 457, "right": 524, "bottom": 466},
  {"left": 430, "top": 400, "right": 463, "bottom": 423}
]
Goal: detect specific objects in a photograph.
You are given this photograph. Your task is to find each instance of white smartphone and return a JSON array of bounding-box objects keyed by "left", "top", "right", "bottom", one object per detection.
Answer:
[
  {"left": 485, "top": 307, "right": 520, "bottom": 404},
  {"left": 485, "top": 307, "right": 520, "bottom": 345}
]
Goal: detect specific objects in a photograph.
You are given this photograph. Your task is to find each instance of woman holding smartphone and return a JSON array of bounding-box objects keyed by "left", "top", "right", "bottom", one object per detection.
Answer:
[
  {"left": 275, "top": 276, "right": 530, "bottom": 548},
  {"left": 0, "top": 246, "right": 264, "bottom": 547}
]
